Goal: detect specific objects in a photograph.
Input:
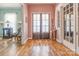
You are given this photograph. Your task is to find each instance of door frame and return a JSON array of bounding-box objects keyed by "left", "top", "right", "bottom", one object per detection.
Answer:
[
  {"left": 75, "top": 3, "right": 79, "bottom": 54},
  {"left": 62, "top": 3, "right": 76, "bottom": 52},
  {"left": 32, "top": 12, "right": 51, "bottom": 39}
]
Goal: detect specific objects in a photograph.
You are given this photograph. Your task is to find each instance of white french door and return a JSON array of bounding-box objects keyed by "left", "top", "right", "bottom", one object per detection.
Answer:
[
  {"left": 32, "top": 13, "right": 50, "bottom": 39},
  {"left": 63, "top": 3, "right": 76, "bottom": 51}
]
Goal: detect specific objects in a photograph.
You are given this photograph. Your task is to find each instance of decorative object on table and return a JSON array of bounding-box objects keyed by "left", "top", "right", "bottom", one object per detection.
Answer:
[{"left": 3, "top": 28, "right": 13, "bottom": 39}]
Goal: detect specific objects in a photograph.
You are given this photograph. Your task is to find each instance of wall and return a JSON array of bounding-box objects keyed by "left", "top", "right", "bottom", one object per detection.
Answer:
[
  {"left": 27, "top": 4, "right": 56, "bottom": 39},
  {"left": 56, "top": 3, "right": 77, "bottom": 53},
  {"left": 55, "top": 4, "right": 63, "bottom": 43},
  {"left": 0, "top": 7, "right": 22, "bottom": 36},
  {"left": 22, "top": 4, "right": 28, "bottom": 44}
]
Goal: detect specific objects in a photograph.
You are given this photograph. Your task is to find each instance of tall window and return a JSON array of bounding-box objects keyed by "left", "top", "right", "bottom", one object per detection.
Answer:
[{"left": 4, "top": 13, "right": 17, "bottom": 33}]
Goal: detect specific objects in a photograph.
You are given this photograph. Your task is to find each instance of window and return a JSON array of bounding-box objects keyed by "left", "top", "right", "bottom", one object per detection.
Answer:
[{"left": 4, "top": 13, "right": 17, "bottom": 33}]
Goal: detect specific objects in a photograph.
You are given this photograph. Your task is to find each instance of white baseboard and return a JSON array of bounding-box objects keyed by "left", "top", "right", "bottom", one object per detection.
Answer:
[
  {"left": 21, "top": 39, "right": 28, "bottom": 44},
  {"left": 56, "top": 39, "right": 63, "bottom": 44},
  {"left": 63, "top": 40, "right": 75, "bottom": 52}
]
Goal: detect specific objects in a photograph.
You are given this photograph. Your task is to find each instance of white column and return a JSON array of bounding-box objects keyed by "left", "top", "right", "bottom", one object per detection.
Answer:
[{"left": 21, "top": 4, "right": 28, "bottom": 44}]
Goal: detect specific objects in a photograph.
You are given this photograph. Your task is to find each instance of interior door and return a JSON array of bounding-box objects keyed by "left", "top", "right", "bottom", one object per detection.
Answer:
[
  {"left": 64, "top": 4, "right": 74, "bottom": 43},
  {"left": 32, "top": 13, "right": 50, "bottom": 39},
  {"left": 64, "top": 3, "right": 75, "bottom": 51},
  {"left": 41, "top": 13, "right": 49, "bottom": 39}
]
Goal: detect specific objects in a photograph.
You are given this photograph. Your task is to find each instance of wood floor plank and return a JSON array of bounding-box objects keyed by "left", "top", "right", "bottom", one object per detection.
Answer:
[{"left": 0, "top": 39, "right": 78, "bottom": 56}]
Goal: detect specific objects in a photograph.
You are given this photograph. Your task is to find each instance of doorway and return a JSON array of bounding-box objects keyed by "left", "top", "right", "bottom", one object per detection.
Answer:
[
  {"left": 32, "top": 13, "right": 50, "bottom": 39},
  {"left": 63, "top": 3, "right": 76, "bottom": 51}
]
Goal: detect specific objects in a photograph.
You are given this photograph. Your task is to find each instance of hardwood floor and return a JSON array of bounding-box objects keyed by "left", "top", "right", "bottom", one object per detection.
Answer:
[{"left": 0, "top": 39, "right": 78, "bottom": 56}]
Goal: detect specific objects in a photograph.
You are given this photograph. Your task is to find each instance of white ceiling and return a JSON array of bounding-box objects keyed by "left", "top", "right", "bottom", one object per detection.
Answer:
[{"left": 0, "top": 3, "right": 22, "bottom": 7}]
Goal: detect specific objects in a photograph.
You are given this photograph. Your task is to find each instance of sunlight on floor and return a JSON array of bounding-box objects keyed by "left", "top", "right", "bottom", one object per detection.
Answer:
[{"left": 30, "top": 45, "right": 50, "bottom": 56}]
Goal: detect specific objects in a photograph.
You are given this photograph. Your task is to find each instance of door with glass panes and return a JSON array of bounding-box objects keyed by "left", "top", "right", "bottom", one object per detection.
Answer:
[
  {"left": 64, "top": 3, "right": 75, "bottom": 51},
  {"left": 32, "top": 13, "right": 50, "bottom": 39}
]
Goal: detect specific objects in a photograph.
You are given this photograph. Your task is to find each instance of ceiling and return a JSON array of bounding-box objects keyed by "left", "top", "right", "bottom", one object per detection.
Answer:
[
  {"left": 0, "top": 3, "right": 22, "bottom": 7},
  {"left": 0, "top": 3, "right": 58, "bottom": 8}
]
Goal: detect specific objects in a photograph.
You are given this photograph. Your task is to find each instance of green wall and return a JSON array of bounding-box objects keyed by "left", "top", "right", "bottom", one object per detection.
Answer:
[{"left": 0, "top": 7, "right": 23, "bottom": 36}]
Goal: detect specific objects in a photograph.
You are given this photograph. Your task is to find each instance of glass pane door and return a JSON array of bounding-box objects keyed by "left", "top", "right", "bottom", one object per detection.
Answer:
[
  {"left": 33, "top": 13, "right": 40, "bottom": 39},
  {"left": 32, "top": 13, "right": 50, "bottom": 39},
  {"left": 64, "top": 3, "right": 74, "bottom": 43},
  {"left": 41, "top": 13, "right": 49, "bottom": 39}
]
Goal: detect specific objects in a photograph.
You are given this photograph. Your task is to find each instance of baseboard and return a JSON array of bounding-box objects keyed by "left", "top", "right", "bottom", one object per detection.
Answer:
[
  {"left": 21, "top": 39, "right": 28, "bottom": 44},
  {"left": 56, "top": 39, "right": 63, "bottom": 44}
]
